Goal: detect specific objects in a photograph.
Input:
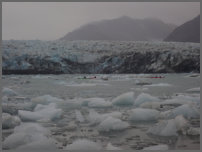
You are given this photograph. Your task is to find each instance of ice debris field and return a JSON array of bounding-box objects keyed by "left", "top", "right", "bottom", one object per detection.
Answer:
[{"left": 2, "top": 73, "right": 200, "bottom": 150}]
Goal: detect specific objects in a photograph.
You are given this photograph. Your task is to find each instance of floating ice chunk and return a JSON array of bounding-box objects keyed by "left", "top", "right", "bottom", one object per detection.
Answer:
[
  {"left": 98, "top": 116, "right": 129, "bottom": 132},
  {"left": 87, "top": 109, "right": 122, "bottom": 125},
  {"left": 186, "top": 127, "right": 200, "bottom": 136},
  {"left": 129, "top": 108, "right": 160, "bottom": 122},
  {"left": 2, "top": 96, "right": 8, "bottom": 103},
  {"left": 2, "top": 113, "right": 21, "bottom": 129},
  {"left": 134, "top": 93, "right": 159, "bottom": 107},
  {"left": 112, "top": 92, "right": 135, "bottom": 106},
  {"left": 14, "top": 123, "right": 49, "bottom": 135},
  {"left": 19, "top": 103, "right": 62, "bottom": 122},
  {"left": 2, "top": 103, "right": 18, "bottom": 115},
  {"left": 88, "top": 98, "right": 112, "bottom": 108},
  {"left": 162, "top": 104, "right": 199, "bottom": 119},
  {"left": 2, "top": 88, "right": 17, "bottom": 96},
  {"left": 175, "top": 94, "right": 200, "bottom": 103},
  {"left": 143, "top": 144, "right": 169, "bottom": 150},
  {"left": 134, "top": 87, "right": 148, "bottom": 91},
  {"left": 146, "top": 83, "right": 171, "bottom": 87},
  {"left": 174, "top": 115, "right": 188, "bottom": 131},
  {"left": 3, "top": 123, "right": 54, "bottom": 150},
  {"left": 88, "top": 109, "right": 106, "bottom": 125},
  {"left": 17, "top": 139, "right": 57, "bottom": 150},
  {"left": 103, "top": 111, "right": 122, "bottom": 119},
  {"left": 147, "top": 115, "right": 188, "bottom": 137},
  {"left": 148, "top": 119, "right": 178, "bottom": 136},
  {"left": 75, "top": 110, "right": 85, "bottom": 123},
  {"left": 161, "top": 99, "right": 192, "bottom": 105},
  {"left": 106, "top": 143, "right": 122, "bottom": 150},
  {"left": 186, "top": 87, "right": 200, "bottom": 92},
  {"left": 139, "top": 101, "right": 161, "bottom": 109},
  {"left": 66, "top": 139, "right": 102, "bottom": 150},
  {"left": 31, "top": 95, "right": 64, "bottom": 105}
]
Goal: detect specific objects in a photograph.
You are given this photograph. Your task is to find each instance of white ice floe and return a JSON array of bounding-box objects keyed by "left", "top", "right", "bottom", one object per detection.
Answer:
[
  {"left": 160, "top": 104, "right": 199, "bottom": 119},
  {"left": 129, "top": 108, "right": 160, "bottom": 122},
  {"left": 106, "top": 143, "right": 122, "bottom": 150},
  {"left": 186, "top": 127, "right": 200, "bottom": 136},
  {"left": 3, "top": 123, "right": 56, "bottom": 150},
  {"left": 75, "top": 110, "right": 85, "bottom": 123},
  {"left": 186, "top": 87, "right": 200, "bottom": 92},
  {"left": 2, "top": 113, "right": 21, "bottom": 129},
  {"left": 2, "top": 88, "right": 18, "bottom": 96},
  {"left": 143, "top": 144, "right": 169, "bottom": 150},
  {"left": 19, "top": 103, "right": 62, "bottom": 122},
  {"left": 139, "top": 101, "right": 161, "bottom": 109},
  {"left": 98, "top": 116, "right": 129, "bottom": 132},
  {"left": 31, "top": 95, "right": 64, "bottom": 105},
  {"left": 2, "top": 96, "right": 8, "bottom": 103},
  {"left": 146, "top": 83, "right": 171, "bottom": 87},
  {"left": 147, "top": 115, "right": 188, "bottom": 136},
  {"left": 87, "top": 98, "right": 112, "bottom": 108},
  {"left": 134, "top": 93, "right": 159, "bottom": 107},
  {"left": 66, "top": 139, "right": 102, "bottom": 150},
  {"left": 112, "top": 92, "right": 135, "bottom": 106},
  {"left": 87, "top": 109, "right": 122, "bottom": 125}
]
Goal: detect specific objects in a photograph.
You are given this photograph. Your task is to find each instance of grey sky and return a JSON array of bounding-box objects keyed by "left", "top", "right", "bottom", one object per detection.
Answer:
[{"left": 2, "top": 2, "right": 200, "bottom": 40}]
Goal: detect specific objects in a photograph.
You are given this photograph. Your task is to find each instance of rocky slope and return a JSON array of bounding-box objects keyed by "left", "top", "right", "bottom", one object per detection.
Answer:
[
  {"left": 164, "top": 15, "right": 200, "bottom": 43},
  {"left": 60, "top": 16, "right": 176, "bottom": 41},
  {"left": 2, "top": 40, "right": 200, "bottom": 74}
]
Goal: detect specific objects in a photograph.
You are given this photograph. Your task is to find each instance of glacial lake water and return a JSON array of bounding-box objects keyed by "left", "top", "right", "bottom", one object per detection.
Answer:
[{"left": 2, "top": 73, "right": 200, "bottom": 150}]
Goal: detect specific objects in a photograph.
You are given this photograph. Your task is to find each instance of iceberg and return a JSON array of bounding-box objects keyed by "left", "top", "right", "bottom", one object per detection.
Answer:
[
  {"left": 98, "top": 116, "right": 129, "bottom": 132},
  {"left": 147, "top": 115, "right": 188, "bottom": 136},
  {"left": 3, "top": 123, "right": 56, "bottom": 150},
  {"left": 161, "top": 104, "right": 199, "bottom": 119},
  {"left": 31, "top": 95, "right": 64, "bottom": 105},
  {"left": 88, "top": 98, "right": 112, "bottom": 108},
  {"left": 2, "top": 88, "right": 18, "bottom": 96},
  {"left": 75, "top": 110, "right": 85, "bottom": 123},
  {"left": 112, "top": 92, "right": 135, "bottom": 106},
  {"left": 18, "top": 103, "right": 62, "bottom": 122},
  {"left": 2, "top": 113, "right": 21, "bottom": 129},
  {"left": 139, "top": 101, "right": 161, "bottom": 109},
  {"left": 134, "top": 93, "right": 160, "bottom": 107},
  {"left": 129, "top": 108, "right": 160, "bottom": 122},
  {"left": 87, "top": 109, "right": 122, "bottom": 125}
]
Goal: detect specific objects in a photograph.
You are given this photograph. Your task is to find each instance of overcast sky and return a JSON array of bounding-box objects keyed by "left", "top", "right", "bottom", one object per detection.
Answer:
[{"left": 2, "top": 2, "right": 200, "bottom": 40}]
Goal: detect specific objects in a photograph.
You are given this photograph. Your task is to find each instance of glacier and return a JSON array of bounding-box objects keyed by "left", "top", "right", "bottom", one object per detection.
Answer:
[{"left": 2, "top": 40, "right": 200, "bottom": 74}]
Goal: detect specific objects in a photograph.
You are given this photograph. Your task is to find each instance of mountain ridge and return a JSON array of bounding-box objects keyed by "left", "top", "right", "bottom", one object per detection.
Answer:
[{"left": 60, "top": 16, "right": 176, "bottom": 41}]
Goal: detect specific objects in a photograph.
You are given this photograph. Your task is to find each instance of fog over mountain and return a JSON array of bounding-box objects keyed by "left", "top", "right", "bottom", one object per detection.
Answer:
[
  {"left": 60, "top": 16, "right": 176, "bottom": 41},
  {"left": 164, "top": 15, "right": 200, "bottom": 43}
]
